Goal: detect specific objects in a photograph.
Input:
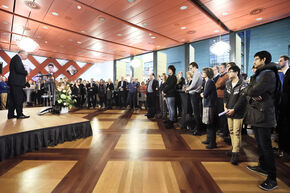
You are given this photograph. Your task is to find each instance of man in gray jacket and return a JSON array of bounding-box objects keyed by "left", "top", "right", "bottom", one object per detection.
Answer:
[{"left": 186, "top": 62, "right": 203, "bottom": 135}]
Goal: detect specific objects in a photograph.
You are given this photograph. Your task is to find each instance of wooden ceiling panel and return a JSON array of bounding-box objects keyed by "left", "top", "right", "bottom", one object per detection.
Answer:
[
  {"left": 1, "top": 0, "right": 288, "bottom": 64},
  {"left": 0, "top": 0, "right": 14, "bottom": 12},
  {"left": 201, "top": 0, "right": 290, "bottom": 31},
  {"left": 15, "top": 0, "right": 54, "bottom": 20}
]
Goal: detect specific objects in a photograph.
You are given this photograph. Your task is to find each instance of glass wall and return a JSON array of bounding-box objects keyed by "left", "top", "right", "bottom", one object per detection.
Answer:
[
  {"left": 116, "top": 52, "right": 153, "bottom": 82},
  {"left": 157, "top": 45, "right": 185, "bottom": 78},
  {"left": 114, "top": 17, "right": 290, "bottom": 79}
]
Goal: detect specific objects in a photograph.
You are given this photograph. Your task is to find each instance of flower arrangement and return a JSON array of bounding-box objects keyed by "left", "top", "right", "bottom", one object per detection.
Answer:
[{"left": 56, "top": 84, "right": 76, "bottom": 108}]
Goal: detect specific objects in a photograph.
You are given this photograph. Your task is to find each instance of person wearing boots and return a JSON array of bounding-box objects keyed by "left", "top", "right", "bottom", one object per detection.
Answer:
[{"left": 224, "top": 66, "right": 247, "bottom": 165}]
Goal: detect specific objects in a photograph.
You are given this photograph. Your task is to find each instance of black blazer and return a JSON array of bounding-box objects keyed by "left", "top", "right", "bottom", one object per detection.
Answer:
[
  {"left": 146, "top": 79, "right": 158, "bottom": 94},
  {"left": 118, "top": 81, "right": 127, "bottom": 91},
  {"left": 8, "top": 54, "right": 28, "bottom": 87},
  {"left": 203, "top": 79, "right": 217, "bottom": 107},
  {"left": 280, "top": 68, "right": 290, "bottom": 113}
]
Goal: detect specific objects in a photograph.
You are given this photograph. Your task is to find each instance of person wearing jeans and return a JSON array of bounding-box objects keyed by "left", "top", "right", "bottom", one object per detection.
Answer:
[
  {"left": 244, "top": 51, "right": 279, "bottom": 191},
  {"left": 163, "top": 65, "right": 177, "bottom": 129}
]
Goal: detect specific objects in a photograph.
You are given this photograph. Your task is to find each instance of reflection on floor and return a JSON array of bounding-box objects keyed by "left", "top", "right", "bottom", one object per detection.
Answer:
[{"left": 0, "top": 108, "right": 289, "bottom": 193}]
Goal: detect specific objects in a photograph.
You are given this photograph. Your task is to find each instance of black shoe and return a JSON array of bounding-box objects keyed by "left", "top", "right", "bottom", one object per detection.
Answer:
[
  {"left": 206, "top": 145, "right": 217, "bottom": 149},
  {"left": 192, "top": 130, "right": 202, "bottom": 136},
  {"left": 8, "top": 115, "right": 17, "bottom": 119},
  {"left": 231, "top": 152, "right": 239, "bottom": 165},
  {"left": 259, "top": 178, "right": 278, "bottom": 191},
  {"left": 225, "top": 151, "right": 232, "bottom": 157},
  {"left": 165, "top": 121, "right": 174, "bottom": 129},
  {"left": 247, "top": 166, "right": 268, "bottom": 176},
  {"left": 17, "top": 115, "right": 30, "bottom": 119},
  {"left": 202, "top": 141, "right": 209, "bottom": 144}
]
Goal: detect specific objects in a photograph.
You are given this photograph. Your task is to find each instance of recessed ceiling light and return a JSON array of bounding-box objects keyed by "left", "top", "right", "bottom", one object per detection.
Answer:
[
  {"left": 77, "top": 41, "right": 82, "bottom": 44},
  {"left": 2, "top": 21, "right": 8, "bottom": 25},
  {"left": 81, "top": 30, "right": 86, "bottom": 33},
  {"left": 181, "top": 26, "right": 187, "bottom": 30},
  {"left": 222, "top": 12, "right": 228, "bottom": 16},
  {"left": 44, "top": 41, "right": 48, "bottom": 44},
  {"left": 181, "top": 39, "right": 185, "bottom": 42},
  {"left": 214, "top": 29, "right": 219, "bottom": 33},
  {"left": 99, "top": 17, "right": 105, "bottom": 21},
  {"left": 1, "top": 5, "right": 9, "bottom": 9},
  {"left": 128, "top": 0, "right": 135, "bottom": 3},
  {"left": 151, "top": 36, "right": 156, "bottom": 39},
  {"left": 142, "top": 23, "right": 147, "bottom": 26},
  {"left": 149, "top": 33, "right": 152, "bottom": 36},
  {"left": 256, "top": 17, "right": 263, "bottom": 21},
  {"left": 77, "top": 5, "right": 82, "bottom": 9},
  {"left": 117, "top": 33, "right": 123, "bottom": 36},
  {"left": 180, "top": 6, "right": 187, "bottom": 10},
  {"left": 42, "top": 26, "right": 48, "bottom": 29},
  {"left": 24, "top": 1, "right": 40, "bottom": 9},
  {"left": 51, "top": 12, "right": 59, "bottom": 16}
]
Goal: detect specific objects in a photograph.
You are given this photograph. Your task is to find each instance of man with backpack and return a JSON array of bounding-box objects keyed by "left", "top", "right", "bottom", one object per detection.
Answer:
[{"left": 244, "top": 51, "right": 280, "bottom": 191}]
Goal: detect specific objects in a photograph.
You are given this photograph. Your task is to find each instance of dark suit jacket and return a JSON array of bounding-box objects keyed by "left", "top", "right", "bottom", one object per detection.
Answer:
[
  {"left": 8, "top": 55, "right": 28, "bottom": 87},
  {"left": 146, "top": 79, "right": 158, "bottom": 94},
  {"left": 203, "top": 79, "right": 217, "bottom": 107},
  {"left": 280, "top": 68, "right": 290, "bottom": 113},
  {"left": 118, "top": 81, "right": 128, "bottom": 92}
]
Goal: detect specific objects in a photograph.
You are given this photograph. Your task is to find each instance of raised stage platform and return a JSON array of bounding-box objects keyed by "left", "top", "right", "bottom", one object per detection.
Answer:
[{"left": 0, "top": 107, "right": 92, "bottom": 161}]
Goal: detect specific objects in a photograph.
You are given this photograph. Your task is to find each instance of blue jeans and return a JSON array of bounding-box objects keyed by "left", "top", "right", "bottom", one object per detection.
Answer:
[{"left": 166, "top": 97, "right": 176, "bottom": 121}]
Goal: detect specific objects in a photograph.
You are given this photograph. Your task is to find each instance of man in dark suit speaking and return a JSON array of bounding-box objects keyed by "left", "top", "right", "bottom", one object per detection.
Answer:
[{"left": 7, "top": 50, "right": 30, "bottom": 119}]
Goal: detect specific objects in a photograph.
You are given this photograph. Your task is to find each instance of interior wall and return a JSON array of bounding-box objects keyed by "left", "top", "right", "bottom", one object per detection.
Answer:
[{"left": 0, "top": 50, "right": 93, "bottom": 81}]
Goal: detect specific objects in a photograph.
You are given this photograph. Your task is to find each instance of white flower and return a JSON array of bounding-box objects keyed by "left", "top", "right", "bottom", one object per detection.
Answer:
[{"left": 60, "top": 94, "right": 66, "bottom": 99}]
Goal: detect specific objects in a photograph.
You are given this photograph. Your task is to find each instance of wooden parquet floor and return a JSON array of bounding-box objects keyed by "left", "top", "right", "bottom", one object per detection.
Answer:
[{"left": 0, "top": 108, "right": 289, "bottom": 193}]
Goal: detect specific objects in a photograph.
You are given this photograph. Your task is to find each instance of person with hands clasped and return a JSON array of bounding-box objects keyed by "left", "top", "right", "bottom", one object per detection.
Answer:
[{"left": 224, "top": 65, "right": 247, "bottom": 165}]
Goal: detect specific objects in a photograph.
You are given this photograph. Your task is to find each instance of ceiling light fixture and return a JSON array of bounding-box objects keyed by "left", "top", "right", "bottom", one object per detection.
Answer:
[
  {"left": 99, "top": 17, "right": 105, "bottom": 21},
  {"left": 222, "top": 12, "right": 228, "bottom": 16},
  {"left": 2, "top": 21, "right": 8, "bottom": 25},
  {"left": 81, "top": 30, "right": 86, "bottom": 33},
  {"left": 44, "top": 41, "right": 48, "bottom": 44},
  {"left": 16, "top": 37, "right": 39, "bottom": 52},
  {"left": 142, "top": 23, "right": 147, "bottom": 26},
  {"left": 42, "top": 26, "right": 48, "bottom": 29},
  {"left": 151, "top": 36, "right": 156, "bottom": 39},
  {"left": 214, "top": 30, "right": 219, "bottom": 33},
  {"left": 1, "top": 5, "right": 9, "bottom": 9},
  {"left": 77, "top": 41, "right": 82, "bottom": 44},
  {"left": 128, "top": 0, "right": 135, "bottom": 3},
  {"left": 181, "top": 26, "right": 187, "bottom": 30},
  {"left": 51, "top": 12, "right": 59, "bottom": 16},
  {"left": 256, "top": 17, "right": 263, "bottom": 21},
  {"left": 180, "top": 6, "right": 187, "bottom": 10},
  {"left": 77, "top": 5, "right": 82, "bottom": 9},
  {"left": 149, "top": 33, "right": 152, "bottom": 36},
  {"left": 130, "top": 59, "right": 140, "bottom": 68},
  {"left": 24, "top": 1, "right": 40, "bottom": 9},
  {"left": 210, "top": 40, "right": 230, "bottom": 56},
  {"left": 117, "top": 33, "right": 123, "bottom": 36}
]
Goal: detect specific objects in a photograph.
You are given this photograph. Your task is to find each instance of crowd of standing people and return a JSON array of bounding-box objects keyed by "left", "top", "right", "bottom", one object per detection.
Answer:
[{"left": 1, "top": 50, "right": 289, "bottom": 191}]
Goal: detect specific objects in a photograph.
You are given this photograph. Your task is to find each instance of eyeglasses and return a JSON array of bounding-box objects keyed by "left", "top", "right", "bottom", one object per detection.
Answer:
[{"left": 228, "top": 70, "right": 235, "bottom": 73}]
